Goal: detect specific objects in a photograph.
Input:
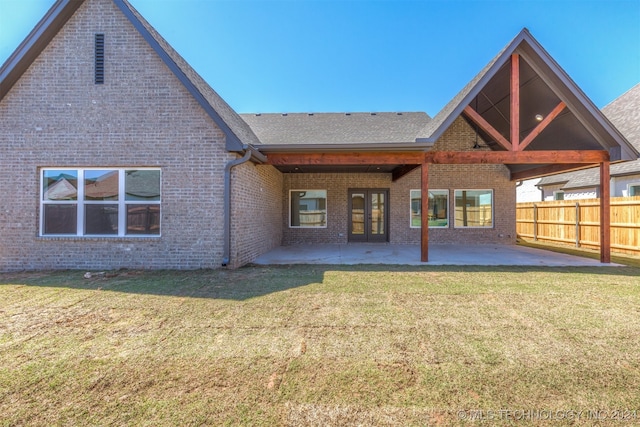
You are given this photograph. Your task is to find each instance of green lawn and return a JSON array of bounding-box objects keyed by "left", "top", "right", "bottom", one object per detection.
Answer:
[{"left": 1, "top": 265, "right": 639, "bottom": 426}]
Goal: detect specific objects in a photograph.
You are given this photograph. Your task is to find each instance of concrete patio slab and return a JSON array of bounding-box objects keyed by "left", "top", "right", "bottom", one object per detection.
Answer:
[{"left": 252, "top": 244, "right": 619, "bottom": 267}]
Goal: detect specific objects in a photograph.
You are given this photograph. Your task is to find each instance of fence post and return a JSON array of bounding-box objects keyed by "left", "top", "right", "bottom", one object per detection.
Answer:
[
  {"left": 533, "top": 204, "right": 538, "bottom": 241},
  {"left": 575, "top": 202, "right": 580, "bottom": 247}
]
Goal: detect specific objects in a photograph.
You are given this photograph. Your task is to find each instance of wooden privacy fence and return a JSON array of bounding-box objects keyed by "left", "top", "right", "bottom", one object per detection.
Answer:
[{"left": 516, "top": 196, "right": 640, "bottom": 256}]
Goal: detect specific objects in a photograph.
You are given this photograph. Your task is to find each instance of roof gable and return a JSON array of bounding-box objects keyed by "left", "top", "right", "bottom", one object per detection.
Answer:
[
  {"left": 0, "top": 0, "right": 260, "bottom": 151},
  {"left": 417, "top": 29, "right": 638, "bottom": 164}
]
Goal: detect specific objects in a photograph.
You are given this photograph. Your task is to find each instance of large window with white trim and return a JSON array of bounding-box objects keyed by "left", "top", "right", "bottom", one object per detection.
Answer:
[
  {"left": 41, "top": 168, "right": 161, "bottom": 237},
  {"left": 454, "top": 189, "right": 493, "bottom": 228},
  {"left": 409, "top": 189, "right": 449, "bottom": 228},
  {"left": 289, "top": 190, "right": 327, "bottom": 228},
  {"left": 628, "top": 183, "right": 640, "bottom": 197}
]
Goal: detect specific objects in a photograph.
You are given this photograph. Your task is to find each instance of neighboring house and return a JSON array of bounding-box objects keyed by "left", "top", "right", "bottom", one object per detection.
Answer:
[
  {"left": 536, "top": 83, "right": 640, "bottom": 200},
  {"left": 515, "top": 178, "right": 542, "bottom": 203},
  {"left": 0, "top": 0, "right": 637, "bottom": 271}
]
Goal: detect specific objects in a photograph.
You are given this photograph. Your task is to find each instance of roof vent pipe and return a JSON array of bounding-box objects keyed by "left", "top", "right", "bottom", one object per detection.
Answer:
[{"left": 222, "top": 149, "right": 252, "bottom": 267}]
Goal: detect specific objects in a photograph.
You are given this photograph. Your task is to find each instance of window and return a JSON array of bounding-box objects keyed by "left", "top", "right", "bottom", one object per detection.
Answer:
[
  {"left": 409, "top": 189, "right": 449, "bottom": 228},
  {"left": 628, "top": 184, "right": 640, "bottom": 197},
  {"left": 41, "top": 168, "right": 161, "bottom": 236},
  {"left": 290, "top": 190, "right": 327, "bottom": 228},
  {"left": 454, "top": 189, "right": 493, "bottom": 228},
  {"left": 554, "top": 190, "right": 565, "bottom": 200}
]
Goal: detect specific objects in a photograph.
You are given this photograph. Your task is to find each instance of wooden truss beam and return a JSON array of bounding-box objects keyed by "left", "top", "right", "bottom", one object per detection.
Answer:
[
  {"left": 465, "top": 53, "right": 568, "bottom": 152},
  {"left": 266, "top": 151, "right": 424, "bottom": 166},
  {"left": 519, "top": 101, "right": 566, "bottom": 151},
  {"left": 266, "top": 150, "right": 609, "bottom": 167},
  {"left": 463, "top": 106, "right": 512, "bottom": 151},
  {"left": 424, "top": 150, "right": 608, "bottom": 165},
  {"left": 511, "top": 54, "right": 520, "bottom": 151}
]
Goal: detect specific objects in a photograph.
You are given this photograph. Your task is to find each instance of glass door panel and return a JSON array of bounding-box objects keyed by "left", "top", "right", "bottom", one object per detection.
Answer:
[
  {"left": 351, "top": 193, "right": 365, "bottom": 237},
  {"left": 370, "top": 192, "right": 385, "bottom": 236},
  {"left": 348, "top": 189, "right": 388, "bottom": 242}
]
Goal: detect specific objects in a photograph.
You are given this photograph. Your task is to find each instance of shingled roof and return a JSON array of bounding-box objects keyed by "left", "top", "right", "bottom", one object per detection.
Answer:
[
  {"left": 538, "top": 83, "right": 640, "bottom": 189},
  {"left": 240, "top": 112, "right": 431, "bottom": 148}
]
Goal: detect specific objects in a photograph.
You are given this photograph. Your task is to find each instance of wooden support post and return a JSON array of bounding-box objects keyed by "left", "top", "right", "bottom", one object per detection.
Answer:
[
  {"left": 511, "top": 53, "right": 520, "bottom": 151},
  {"left": 421, "top": 162, "right": 429, "bottom": 262},
  {"left": 600, "top": 161, "right": 611, "bottom": 263}
]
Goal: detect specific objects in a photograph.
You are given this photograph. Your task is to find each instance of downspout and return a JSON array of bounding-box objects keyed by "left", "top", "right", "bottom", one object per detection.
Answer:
[{"left": 222, "top": 146, "right": 266, "bottom": 267}]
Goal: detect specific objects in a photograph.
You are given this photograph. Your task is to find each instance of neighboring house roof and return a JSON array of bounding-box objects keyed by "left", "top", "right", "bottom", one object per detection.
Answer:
[
  {"left": 538, "top": 83, "right": 640, "bottom": 189},
  {"left": 240, "top": 112, "right": 431, "bottom": 148},
  {"left": 0, "top": 0, "right": 260, "bottom": 151},
  {"left": 536, "top": 168, "right": 600, "bottom": 189}
]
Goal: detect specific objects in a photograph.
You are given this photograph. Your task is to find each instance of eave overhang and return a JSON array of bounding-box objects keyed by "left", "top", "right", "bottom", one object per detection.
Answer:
[{"left": 255, "top": 141, "right": 436, "bottom": 154}]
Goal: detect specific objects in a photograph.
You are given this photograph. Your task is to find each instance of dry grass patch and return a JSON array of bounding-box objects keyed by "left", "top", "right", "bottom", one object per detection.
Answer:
[{"left": 1, "top": 265, "right": 639, "bottom": 425}]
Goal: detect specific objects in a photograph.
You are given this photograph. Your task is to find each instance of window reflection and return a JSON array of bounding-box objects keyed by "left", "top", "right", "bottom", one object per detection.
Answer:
[
  {"left": 43, "top": 204, "right": 77, "bottom": 234},
  {"left": 125, "top": 170, "right": 161, "bottom": 201},
  {"left": 290, "top": 190, "right": 327, "bottom": 227},
  {"left": 85, "top": 204, "right": 118, "bottom": 234},
  {"left": 43, "top": 170, "right": 77, "bottom": 201},
  {"left": 410, "top": 189, "right": 448, "bottom": 228},
  {"left": 454, "top": 190, "right": 493, "bottom": 227},
  {"left": 85, "top": 170, "right": 118, "bottom": 201},
  {"left": 127, "top": 205, "right": 160, "bottom": 235}
]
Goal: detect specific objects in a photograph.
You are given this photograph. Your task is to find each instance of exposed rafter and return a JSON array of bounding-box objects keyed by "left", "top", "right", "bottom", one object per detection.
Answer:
[
  {"left": 511, "top": 54, "right": 520, "bottom": 151},
  {"left": 266, "top": 150, "right": 609, "bottom": 167},
  {"left": 519, "top": 101, "right": 566, "bottom": 150},
  {"left": 463, "top": 106, "right": 512, "bottom": 151}
]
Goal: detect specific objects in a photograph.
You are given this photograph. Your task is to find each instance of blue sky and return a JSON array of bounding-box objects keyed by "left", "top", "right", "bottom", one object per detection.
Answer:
[{"left": 1, "top": 0, "right": 639, "bottom": 115}]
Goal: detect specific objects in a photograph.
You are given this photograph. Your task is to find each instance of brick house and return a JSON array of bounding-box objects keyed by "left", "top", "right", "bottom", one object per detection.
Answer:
[{"left": 1, "top": 0, "right": 637, "bottom": 271}]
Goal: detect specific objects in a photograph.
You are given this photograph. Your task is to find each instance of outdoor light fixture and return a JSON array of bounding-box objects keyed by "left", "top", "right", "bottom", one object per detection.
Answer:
[{"left": 535, "top": 114, "right": 544, "bottom": 122}]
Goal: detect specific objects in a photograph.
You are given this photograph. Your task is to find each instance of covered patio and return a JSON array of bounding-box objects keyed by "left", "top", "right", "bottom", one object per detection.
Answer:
[
  {"left": 256, "top": 31, "right": 638, "bottom": 265},
  {"left": 253, "top": 243, "right": 617, "bottom": 267}
]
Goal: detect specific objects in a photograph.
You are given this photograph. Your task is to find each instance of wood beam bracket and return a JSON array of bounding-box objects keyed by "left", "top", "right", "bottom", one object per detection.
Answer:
[
  {"left": 463, "top": 106, "right": 512, "bottom": 151},
  {"left": 519, "top": 101, "right": 566, "bottom": 151}
]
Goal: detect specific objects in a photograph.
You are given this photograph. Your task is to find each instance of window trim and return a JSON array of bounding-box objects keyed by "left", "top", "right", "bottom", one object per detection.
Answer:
[
  {"left": 627, "top": 183, "right": 640, "bottom": 197},
  {"left": 553, "top": 190, "right": 565, "bottom": 200},
  {"left": 289, "top": 189, "right": 328, "bottom": 229},
  {"left": 409, "top": 189, "right": 449, "bottom": 229},
  {"left": 40, "top": 167, "right": 161, "bottom": 238},
  {"left": 453, "top": 189, "right": 494, "bottom": 229}
]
